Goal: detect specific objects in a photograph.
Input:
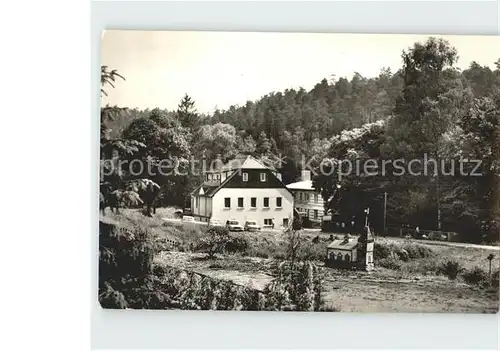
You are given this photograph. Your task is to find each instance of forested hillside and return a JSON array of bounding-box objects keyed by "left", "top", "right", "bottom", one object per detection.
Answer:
[{"left": 101, "top": 37, "right": 500, "bottom": 243}]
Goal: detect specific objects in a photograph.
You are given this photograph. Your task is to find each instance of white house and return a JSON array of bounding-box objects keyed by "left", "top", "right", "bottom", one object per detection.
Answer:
[
  {"left": 190, "top": 155, "right": 294, "bottom": 229},
  {"left": 286, "top": 170, "right": 324, "bottom": 223}
]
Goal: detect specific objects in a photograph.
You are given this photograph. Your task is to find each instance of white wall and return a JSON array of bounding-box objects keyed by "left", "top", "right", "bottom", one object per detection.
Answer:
[
  {"left": 191, "top": 195, "right": 212, "bottom": 218},
  {"left": 212, "top": 187, "right": 294, "bottom": 228},
  {"left": 292, "top": 190, "right": 324, "bottom": 220}
]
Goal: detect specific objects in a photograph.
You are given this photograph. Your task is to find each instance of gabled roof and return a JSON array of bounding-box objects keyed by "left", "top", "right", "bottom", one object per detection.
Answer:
[
  {"left": 191, "top": 155, "right": 291, "bottom": 198},
  {"left": 191, "top": 181, "right": 221, "bottom": 197},
  {"left": 287, "top": 180, "right": 315, "bottom": 191},
  {"left": 327, "top": 237, "right": 359, "bottom": 250},
  {"left": 205, "top": 155, "right": 279, "bottom": 173}
]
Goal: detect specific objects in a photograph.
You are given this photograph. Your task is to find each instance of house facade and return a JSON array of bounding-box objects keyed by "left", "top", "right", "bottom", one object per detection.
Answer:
[
  {"left": 190, "top": 155, "right": 294, "bottom": 229},
  {"left": 286, "top": 170, "right": 325, "bottom": 224}
]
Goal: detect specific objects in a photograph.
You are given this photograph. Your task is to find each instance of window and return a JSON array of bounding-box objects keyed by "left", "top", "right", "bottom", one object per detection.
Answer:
[
  {"left": 283, "top": 218, "right": 289, "bottom": 227},
  {"left": 314, "top": 194, "right": 318, "bottom": 203},
  {"left": 314, "top": 210, "right": 318, "bottom": 219},
  {"left": 299, "top": 192, "right": 303, "bottom": 201},
  {"left": 207, "top": 174, "right": 213, "bottom": 180},
  {"left": 242, "top": 172, "right": 248, "bottom": 182},
  {"left": 344, "top": 254, "right": 350, "bottom": 262},
  {"left": 264, "top": 219, "right": 273, "bottom": 226},
  {"left": 305, "top": 193, "right": 310, "bottom": 201},
  {"left": 238, "top": 197, "right": 244, "bottom": 208},
  {"left": 276, "top": 197, "right": 282, "bottom": 208},
  {"left": 195, "top": 197, "right": 199, "bottom": 208},
  {"left": 260, "top": 172, "right": 266, "bottom": 182},
  {"left": 216, "top": 174, "right": 220, "bottom": 180},
  {"left": 224, "top": 198, "right": 231, "bottom": 208},
  {"left": 263, "top": 197, "right": 269, "bottom": 208}
]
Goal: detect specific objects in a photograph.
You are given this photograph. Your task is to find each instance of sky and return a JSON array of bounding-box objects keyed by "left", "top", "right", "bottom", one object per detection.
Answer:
[{"left": 101, "top": 31, "right": 500, "bottom": 114}]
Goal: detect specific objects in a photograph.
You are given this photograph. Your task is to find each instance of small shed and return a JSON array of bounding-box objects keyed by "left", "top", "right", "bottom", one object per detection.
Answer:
[{"left": 326, "top": 236, "right": 358, "bottom": 264}]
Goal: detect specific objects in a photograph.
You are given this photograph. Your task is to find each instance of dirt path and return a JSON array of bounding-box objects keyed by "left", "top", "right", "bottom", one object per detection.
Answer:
[{"left": 321, "top": 271, "right": 499, "bottom": 313}]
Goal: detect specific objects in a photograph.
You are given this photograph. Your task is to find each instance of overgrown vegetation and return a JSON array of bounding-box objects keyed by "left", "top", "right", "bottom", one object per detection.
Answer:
[
  {"left": 462, "top": 267, "right": 488, "bottom": 285},
  {"left": 438, "top": 260, "right": 465, "bottom": 280},
  {"left": 100, "top": 215, "right": 331, "bottom": 310}
]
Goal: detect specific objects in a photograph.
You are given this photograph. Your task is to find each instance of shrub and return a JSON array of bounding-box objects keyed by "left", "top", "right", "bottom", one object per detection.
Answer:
[
  {"left": 225, "top": 234, "right": 250, "bottom": 254},
  {"left": 462, "top": 267, "right": 487, "bottom": 285},
  {"left": 301, "top": 242, "right": 327, "bottom": 262},
  {"left": 374, "top": 242, "right": 392, "bottom": 259},
  {"left": 394, "top": 248, "right": 410, "bottom": 262},
  {"left": 492, "top": 270, "right": 499, "bottom": 288},
  {"left": 292, "top": 216, "right": 303, "bottom": 230},
  {"left": 302, "top": 217, "right": 313, "bottom": 229},
  {"left": 197, "top": 227, "right": 231, "bottom": 259},
  {"left": 264, "top": 261, "right": 325, "bottom": 311},
  {"left": 99, "top": 220, "right": 168, "bottom": 309},
  {"left": 273, "top": 252, "right": 285, "bottom": 260},
  {"left": 402, "top": 244, "right": 433, "bottom": 259},
  {"left": 378, "top": 257, "right": 402, "bottom": 270},
  {"left": 437, "top": 260, "right": 464, "bottom": 280},
  {"left": 375, "top": 241, "right": 434, "bottom": 261}
]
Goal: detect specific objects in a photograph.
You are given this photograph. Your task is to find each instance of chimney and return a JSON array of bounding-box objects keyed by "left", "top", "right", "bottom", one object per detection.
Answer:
[{"left": 301, "top": 170, "right": 311, "bottom": 181}]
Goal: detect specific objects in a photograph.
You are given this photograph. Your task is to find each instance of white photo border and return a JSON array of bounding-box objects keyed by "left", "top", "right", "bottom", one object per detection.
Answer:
[{"left": 91, "top": 1, "right": 500, "bottom": 349}]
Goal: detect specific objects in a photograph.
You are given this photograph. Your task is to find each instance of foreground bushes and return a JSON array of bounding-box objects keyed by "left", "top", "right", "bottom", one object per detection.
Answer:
[
  {"left": 99, "top": 220, "right": 166, "bottom": 309},
  {"left": 100, "top": 220, "right": 330, "bottom": 311},
  {"left": 462, "top": 267, "right": 488, "bottom": 285},
  {"left": 151, "top": 260, "right": 326, "bottom": 311},
  {"left": 437, "top": 260, "right": 465, "bottom": 280},
  {"left": 374, "top": 241, "right": 434, "bottom": 261}
]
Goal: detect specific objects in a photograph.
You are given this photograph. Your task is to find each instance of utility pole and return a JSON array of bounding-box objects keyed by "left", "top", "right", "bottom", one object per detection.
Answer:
[{"left": 383, "top": 191, "right": 387, "bottom": 236}]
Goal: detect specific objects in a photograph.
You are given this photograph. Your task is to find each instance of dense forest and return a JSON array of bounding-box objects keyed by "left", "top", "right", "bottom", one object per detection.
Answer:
[{"left": 101, "top": 37, "right": 500, "bottom": 243}]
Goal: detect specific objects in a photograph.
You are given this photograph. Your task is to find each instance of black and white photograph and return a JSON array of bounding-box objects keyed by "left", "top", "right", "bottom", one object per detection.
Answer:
[{"left": 99, "top": 30, "right": 499, "bottom": 313}]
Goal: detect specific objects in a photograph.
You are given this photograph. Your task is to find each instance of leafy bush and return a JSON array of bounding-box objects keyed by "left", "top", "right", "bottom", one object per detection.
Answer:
[
  {"left": 264, "top": 261, "right": 325, "bottom": 311},
  {"left": 375, "top": 241, "right": 434, "bottom": 261},
  {"left": 196, "top": 227, "right": 231, "bottom": 259},
  {"left": 437, "top": 260, "right": 465, "bottom": 280},
  {"left": 225, "top": 234, "right": 250, "bottom": 254},
  {"left": 99, "top": 220, "right": 168, "bottom": 309},
  {"left": 492, "top": 270, "right": 499, "bottom": 288},
  {"left": 378, "top": 257, "right": 402, "bottom": 270},
  {"left": 394, "top": 248, "right": 410, "bottom": 262},
  {"left": 402, "top": 244, "right": 433, "bottom": 259},
  {"left": 302, "top": 217, "right": 313, "bottom": 229},
  {"left": 292, "top": 215, "right": 303, "bottom": 230},
  {"left": 462, "top": 267, "right": 487, "bottom": 285},
  {"left": 300, "top": 242, "right": 327, "bottom": 262},
  {"left": 151, "top": 263, "right": 329, "bottom": 311},
  {"left": 374, "top": 242, "right": 392, "bottom": 259},
  {"left": 153, "top": 264, "right": 264, "bottom": 310}
]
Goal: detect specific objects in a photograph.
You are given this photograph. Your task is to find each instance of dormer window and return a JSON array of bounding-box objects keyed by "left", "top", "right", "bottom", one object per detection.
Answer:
[
  {"left": 242, "top": 172, "right": 248, "bottom": 182},
  {"left": 260, "top": 172, "right": 266, "bottom": 182}
]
